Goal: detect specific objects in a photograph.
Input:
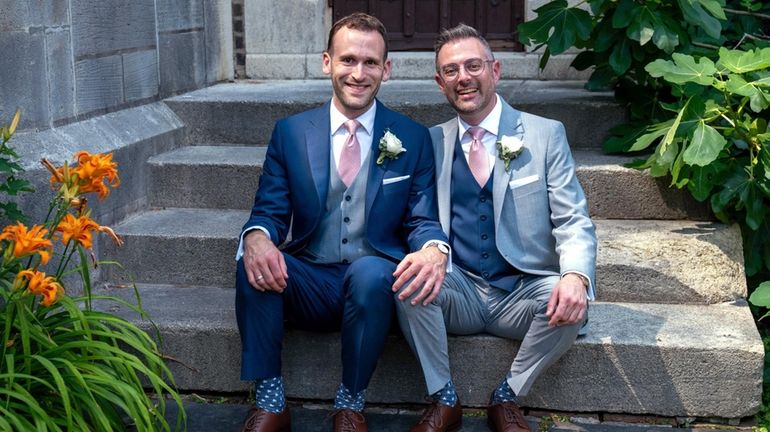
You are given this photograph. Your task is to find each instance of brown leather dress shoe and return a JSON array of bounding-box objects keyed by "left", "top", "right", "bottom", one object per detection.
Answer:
[
  {"left": 410, "top": 399, "right": 462, "bottom": 432},
  {"left": 487, "top": 401, "right": 531, "bottom": 432},
  {"left": 240, "top": 405, "right": 291, "bottom": 432},
  {"left": 331, "top": 408, "right": 368, "bottom": 432}
]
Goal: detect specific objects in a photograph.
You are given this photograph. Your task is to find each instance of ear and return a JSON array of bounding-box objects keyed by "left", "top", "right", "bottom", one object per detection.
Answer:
[
  {"left": 382, "top": 58, "right": 392, "bottom": 82},
  {"left": 435, "top": 73, "right": 447, "bottom": 95},
  {"left": 322, "top": 51, "right": 332, "bottom": 75},
  {"left": 492, "top": 60, "right": 501, "bottom": 83}
]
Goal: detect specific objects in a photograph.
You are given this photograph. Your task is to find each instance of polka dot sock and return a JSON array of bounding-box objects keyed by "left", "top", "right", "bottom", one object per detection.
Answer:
[
  {"left": 254, "top": 376, "right": 285, "bottom": 413},
  {"left": 431, "top": 380, "right": 458, "bottom": 407},
  {"left": 333, "top": 383, "right": 365, "bottom": 412},
  {"left": 491, "top": 376, "right": 517, "bottom": 404}
]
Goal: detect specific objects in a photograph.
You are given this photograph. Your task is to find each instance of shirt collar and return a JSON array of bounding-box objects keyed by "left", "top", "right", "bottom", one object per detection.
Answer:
[
  {"left": 330, "top": 101, "right": 376, "bottom": 136},
  {"left": 457, "top": 94, "right": 502, "bottom": 139}
]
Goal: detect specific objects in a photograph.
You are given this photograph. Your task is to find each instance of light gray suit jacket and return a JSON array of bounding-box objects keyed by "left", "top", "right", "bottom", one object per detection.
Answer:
[{"left": 430, "top": 97, "right": 598, "bottom": 299}]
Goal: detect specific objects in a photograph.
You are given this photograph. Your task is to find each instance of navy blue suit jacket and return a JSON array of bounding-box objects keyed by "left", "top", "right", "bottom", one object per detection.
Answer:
[{"left": 242, "top": 100, "right": 446, "bottom": 261}]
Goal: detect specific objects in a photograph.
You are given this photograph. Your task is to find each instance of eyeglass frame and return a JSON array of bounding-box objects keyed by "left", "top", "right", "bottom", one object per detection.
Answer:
[{"left": 437, "top": 58, "right": 495, "bottom": 82}]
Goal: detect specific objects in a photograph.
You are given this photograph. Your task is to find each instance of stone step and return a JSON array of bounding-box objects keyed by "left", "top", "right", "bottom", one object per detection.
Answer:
[
  {"left": 100, "top": 209, "right": 746, "bottom": 305},
  {"left": 95, "top": 283, "right": 762, "bottom": 418},
  {"left": 147, "top": 145, "right": 711, "bottom": 220},
  {"left": 163, "top": 81, "right": 624, "bottom": 149}
]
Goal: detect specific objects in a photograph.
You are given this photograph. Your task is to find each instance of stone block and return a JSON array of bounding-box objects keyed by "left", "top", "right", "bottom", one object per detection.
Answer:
[
  {"left": 156, "top": 0, "right": 204, "bottom": 32},
  {"left": 12, "top": 103, "right": 185, "bottom": 224},
  {"left": 204, "top": 0, "right": 234, "bottom": 83},
  {"left": 71, "top": 0, "right": 156, "bottom": 57},
  {"left": 123, "top": 49, "right": 159, "bottom": 102},
  {"left": 539, "top": 54, "right": 592, "bottom": 81},
  {"left": 246, "top": 54, "right": 308, "bottom": 79},
  {"left": 1, "top": 0, "right": 70, "bottom": 28},
  {"left": 244, "top": 0, "right": 327, "bottom": 54},
  {"left": 74, "top": 55, "right": 123, "bottom": 115},
  {"left": 148, "top": 146, "right": 263, "bottom": 209},
  {"left": 32, "top": 0, "right": 70, "bottom": 27},
  {"left": 0, "top": 31, "right": 50, "bottom": 130},
  {"left": 159, "top": 31, "right": 206, "bottom": 96},
  {"left": 45, "top": 29, "right": 75, "bottom": 122},
  {"left": 97, "top": 284, "right": 763, "bottom": 418}
]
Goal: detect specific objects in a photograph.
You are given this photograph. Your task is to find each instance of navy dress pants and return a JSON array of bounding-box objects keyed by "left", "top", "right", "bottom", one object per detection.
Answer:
[{"left": 236, "top": 253, "right": 396, "bottom": 394}]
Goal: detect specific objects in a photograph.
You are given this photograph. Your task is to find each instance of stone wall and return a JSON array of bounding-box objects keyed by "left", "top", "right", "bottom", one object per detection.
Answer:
[{"left": 0, "top": 0, "right": 233, "bottom": 132}]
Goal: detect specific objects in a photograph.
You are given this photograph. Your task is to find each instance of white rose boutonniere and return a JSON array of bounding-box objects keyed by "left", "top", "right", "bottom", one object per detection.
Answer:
[
  {"left": 496, "top": 135, "right": 524, "bottom": 171},
  {"left": 377, "top": 129, "right": 407, "bottom": 165}
]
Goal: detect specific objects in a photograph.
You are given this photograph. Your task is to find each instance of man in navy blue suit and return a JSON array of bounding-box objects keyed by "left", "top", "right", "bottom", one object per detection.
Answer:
[{"left": 235, "top": 13, "right": 449, "bottom": 432}]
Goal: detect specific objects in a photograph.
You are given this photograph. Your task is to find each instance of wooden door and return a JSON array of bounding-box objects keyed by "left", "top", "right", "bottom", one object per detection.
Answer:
[{"left": 330, "top": 0, "right": 524, "bottom": 51}]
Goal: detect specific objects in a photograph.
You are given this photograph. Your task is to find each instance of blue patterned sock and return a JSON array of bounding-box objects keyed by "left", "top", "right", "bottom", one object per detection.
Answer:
[
  {"left": 431, "top": 380, "right": 458, "bottom": 407},
  {"left": 491, "top": 376, "right": 517, "bottom": 404},
  {"left": 333, "top": 383, "right": 366, "bottom": 412},
  {"left": 254, "top": 376, "right": 286, "bottom": 413}
]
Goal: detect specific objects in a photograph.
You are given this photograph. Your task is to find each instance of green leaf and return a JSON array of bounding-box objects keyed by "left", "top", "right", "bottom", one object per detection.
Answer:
[
  {"left": 517, "top": 0, "right": 593, "bottom": 55},
  {"left": 628, "top": 120, "right": 674, "bottom": 152},
  {"left": 612, "top": 0, "right": 637, "bottom": 28},
  {"left": 745, "top": 184, "right": 765, "bottom": 230},
  {"left": 603, "top": 123, "right": 649, "bottom": 153},
  {"left": 717, "top": 47, "right": 770, "bottom": 73},
  {"left": 688, "top": 163, "right": 720, "bottom": 201},
  {"left": 749, "top": 90, "right": 770, "bottom": 113},
  {"left": 651, "top": 20, "right": 680, "bottom": 53},
  {"left": 682, "top": 121, "right": 727, "bottom": 166},
  {"left": 726, "top": 74, "right": 758, "bottom": 97},
  {"left": 645, "top": 54, "right": 717, "bottom": 85},
  {"left": 749, "top": 281, "right": 770, "bottom": 307},
  {"left": 677, "top": 0, "right": 723, "bottom": 39},
  {"left": 609, "top": 38, "right": 632, "bottom": 75}
]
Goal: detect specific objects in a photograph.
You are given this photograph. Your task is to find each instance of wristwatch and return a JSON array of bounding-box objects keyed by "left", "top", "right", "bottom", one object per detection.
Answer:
[{"left": 426, "top": 241, "right": 450, "bottom": 255}]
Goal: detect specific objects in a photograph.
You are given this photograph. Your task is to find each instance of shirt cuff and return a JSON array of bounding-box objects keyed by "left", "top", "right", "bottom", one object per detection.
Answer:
[{"left": 235, "top": 226, "right": 271, "bottom": 261}]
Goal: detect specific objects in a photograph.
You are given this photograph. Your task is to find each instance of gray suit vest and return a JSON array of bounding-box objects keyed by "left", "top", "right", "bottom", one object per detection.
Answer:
[{"left": 300, "top": 151, "right": 376, "bottom": 264}]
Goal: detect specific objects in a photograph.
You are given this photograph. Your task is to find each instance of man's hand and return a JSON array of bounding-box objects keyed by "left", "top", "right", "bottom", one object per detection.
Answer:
[
  {"left": 242, "top": 230, "right": 288, "bottom": 292},
  {"left": 392, "top": 246, "right": 447, "bottom": 306},
  {"left": 546, "top": 273, "right": 587, "bottom": 327}
]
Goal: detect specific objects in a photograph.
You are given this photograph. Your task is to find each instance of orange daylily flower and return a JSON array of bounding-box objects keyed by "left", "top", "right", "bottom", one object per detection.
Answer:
[
  {"left": 42, "top": 151, "right": 120, "bottom": 200},
  {"left": 0, "top": 222, "right": 53, "bottom": 264},
  {"left": 16, "top": 269, "right": 64, "bottom": 306},
  {"left": 56, "top": 213, "right": 123, "bottom": 249}
]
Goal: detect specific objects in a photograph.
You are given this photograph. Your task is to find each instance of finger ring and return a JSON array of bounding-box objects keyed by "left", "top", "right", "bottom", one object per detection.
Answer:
[{"left": 256, "top": 275, "right": 264, "bottom": 281}]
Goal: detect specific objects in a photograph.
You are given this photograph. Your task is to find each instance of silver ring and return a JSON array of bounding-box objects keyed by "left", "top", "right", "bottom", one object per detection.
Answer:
[{"left": 256, "top": 275, "right": 264, "bottom": 281}]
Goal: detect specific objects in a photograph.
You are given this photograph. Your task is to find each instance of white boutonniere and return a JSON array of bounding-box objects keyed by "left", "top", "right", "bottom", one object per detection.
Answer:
[
  {"left": 376, "top": 129, "right": 406, "bottom": 165},
  {"left": 496, "top": 135, "right": 524, "bottom": 171}
]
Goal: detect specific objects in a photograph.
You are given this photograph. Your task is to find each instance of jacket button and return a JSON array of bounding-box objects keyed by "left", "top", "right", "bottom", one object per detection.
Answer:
[{"left": 342, "top": 238, "right": 348, "bottom": 244}]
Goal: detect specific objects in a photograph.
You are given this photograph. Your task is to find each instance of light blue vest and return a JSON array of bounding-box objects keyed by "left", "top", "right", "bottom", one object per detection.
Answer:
[{"left": 300, "top": 151, "right": 376, "bottom": 264}]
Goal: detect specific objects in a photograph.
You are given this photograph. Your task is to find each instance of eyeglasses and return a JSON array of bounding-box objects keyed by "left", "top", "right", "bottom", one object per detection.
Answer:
[{"left": 439, "top": 58, "right": 494, "bottom": 82}]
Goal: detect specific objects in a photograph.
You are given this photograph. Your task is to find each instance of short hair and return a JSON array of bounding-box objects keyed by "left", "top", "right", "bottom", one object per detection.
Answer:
[
  {"left": 326, "top": 13, "right": 389, "bottom": 59},
  {"left": 434, "top": 24, "right": 494, "bottom": 69}
]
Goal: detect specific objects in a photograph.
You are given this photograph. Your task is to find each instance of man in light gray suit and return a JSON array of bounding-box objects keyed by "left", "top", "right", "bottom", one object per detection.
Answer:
[{"left": 393, "top": 24, "right": 597, "bottom": 432}]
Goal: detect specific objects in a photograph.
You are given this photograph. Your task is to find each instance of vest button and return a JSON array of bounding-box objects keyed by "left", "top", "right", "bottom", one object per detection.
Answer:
[
  {"left": 345, "top": 195, "right": 352, "bottom": 201},
  {"left": 343, "top": 217, "right": 350, "bottom": 223},
  {"left": 482, "top": 252, "right": 489, "bottom": 259},
  {"left": 342, "top": 259, "right": 350, "bottom": 264},
  {"left": 482, "top": 272, "right": 489, "bottom": 278},
  {"left": 480, "top": 215, "right": 487, "bottom": 221},
  {"left": 480, "top": 196, "right": 487, "bottom": 202},
  {"left": 481, "top": 234, "right": 488, "bottom": 240},
  {"left": 342, "top": 238, "right": 348, "bottom": 244}
]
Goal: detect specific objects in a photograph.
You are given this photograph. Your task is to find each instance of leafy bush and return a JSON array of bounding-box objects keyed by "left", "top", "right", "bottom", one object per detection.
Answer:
[
  {"left": 519, "top": 0, "right": 770, "bottom": 309},
  {"left": 0, "top": 112, "right": 185, "bottom": 431}
]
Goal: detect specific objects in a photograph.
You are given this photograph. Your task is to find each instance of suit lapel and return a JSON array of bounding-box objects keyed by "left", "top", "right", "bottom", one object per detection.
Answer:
[
  {"left": 434, "top": 120, "right": 457, "bottom": 235},
  {"left": 365, "top": 100, "right": 389, "bottom": 215},
  {"left": 306, "top": 103, "right": 332, "bottom": 207},
  {"left": 493, "top": 99, "right": 525, "bottom": 228}
]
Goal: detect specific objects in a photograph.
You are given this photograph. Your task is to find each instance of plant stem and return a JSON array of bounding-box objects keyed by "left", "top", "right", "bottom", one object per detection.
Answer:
[{"left": 724, "top": 8, "right": 770, "bottom": 21}]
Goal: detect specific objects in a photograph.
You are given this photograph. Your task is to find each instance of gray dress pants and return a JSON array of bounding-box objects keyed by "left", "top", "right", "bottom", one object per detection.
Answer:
[{"left": 395, "top": 267, "right": 582, "bottom": 397}]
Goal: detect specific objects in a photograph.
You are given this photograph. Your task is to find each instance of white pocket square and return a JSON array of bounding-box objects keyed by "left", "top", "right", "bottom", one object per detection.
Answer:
[
  {"left": 383, "top": 175, "right": 410, "bottom": 185},
  {"left": 509, "top": 175, "right": 539, "bottom": 189}
]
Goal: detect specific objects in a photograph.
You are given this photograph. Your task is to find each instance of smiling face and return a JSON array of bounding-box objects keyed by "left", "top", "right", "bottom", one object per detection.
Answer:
[
  {"left": 322, "top": 26, "right": 392, "bottom": 119},
  {"left": 435, "top": 37, "right": 500, "bottom": 125}
]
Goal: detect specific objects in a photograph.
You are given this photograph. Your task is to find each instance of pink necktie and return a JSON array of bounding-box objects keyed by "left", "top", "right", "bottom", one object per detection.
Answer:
[
  {"left": 468, "top": 126, "right": 489, "bottom": 187},
  {"left": 338, "top": 120, "right": 361, "bottom": 187}
]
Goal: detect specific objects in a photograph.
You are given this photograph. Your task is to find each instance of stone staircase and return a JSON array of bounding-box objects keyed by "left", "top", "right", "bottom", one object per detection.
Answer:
[{"left": 97, "top": 81, "right": 763, "bottom": 419}]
